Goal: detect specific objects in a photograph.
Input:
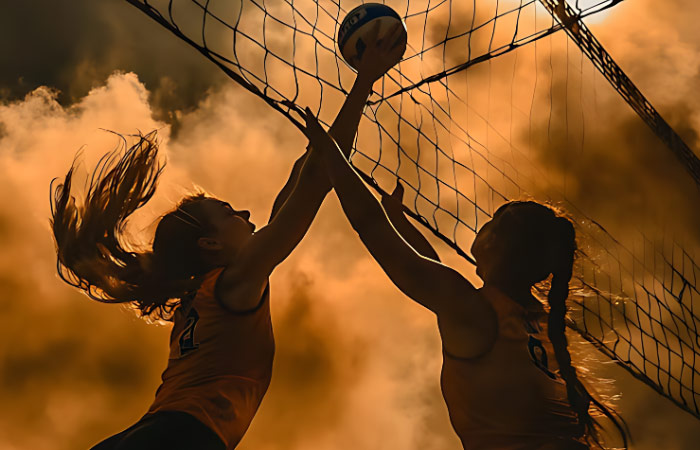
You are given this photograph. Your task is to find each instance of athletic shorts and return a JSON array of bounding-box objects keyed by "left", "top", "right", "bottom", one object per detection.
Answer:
[{"left": 89, "top": 410, "right": 226, "bottom": 450}]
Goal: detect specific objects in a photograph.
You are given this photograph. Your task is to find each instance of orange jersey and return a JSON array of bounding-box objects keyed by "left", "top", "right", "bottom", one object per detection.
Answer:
[
  {"left": 148, "top": 268, "right": 275, "bottom": 449},
  {"left": 440, "top": 287, "right": 587, "bottom": 450}
]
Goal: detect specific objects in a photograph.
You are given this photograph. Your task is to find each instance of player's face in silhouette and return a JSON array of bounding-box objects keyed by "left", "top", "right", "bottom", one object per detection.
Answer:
[
  {"left": 471, "top": 218, "right": 498, "bottom": 282},
  {"left": 471, "top": 204, "right": 526, "bottom": 284},
  {"left": 471, "top": 201, "right": 515, "bottom": 283},
  {"left": 199, "top": 198, "right": 255, "bottom": 257}
]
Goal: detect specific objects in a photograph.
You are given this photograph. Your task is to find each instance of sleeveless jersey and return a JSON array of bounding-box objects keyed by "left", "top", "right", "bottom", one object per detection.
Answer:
[
  {"left": 148, "top": 268, "right": 275, "bottom": 449},
  {"left": 440, "top": 286, "right": 587, "bottom": 450}
]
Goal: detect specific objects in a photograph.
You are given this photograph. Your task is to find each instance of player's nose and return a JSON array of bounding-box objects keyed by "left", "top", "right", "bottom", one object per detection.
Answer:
[{"left": 238, "top": 210, "right": 251, "bottom": 221}]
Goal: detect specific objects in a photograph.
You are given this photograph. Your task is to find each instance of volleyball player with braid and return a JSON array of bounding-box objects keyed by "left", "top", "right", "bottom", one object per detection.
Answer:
[
  {"left": 304, "top": 115, "right": 630, "bottom": 449},
  {"left": 50, "top": 25, "right": 406, "bottom": 450}
]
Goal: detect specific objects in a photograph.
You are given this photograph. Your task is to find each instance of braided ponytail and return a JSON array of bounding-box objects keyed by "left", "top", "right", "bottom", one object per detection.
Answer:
[{"left": 546, "top": 217, "right": 630, "bottom": 449}]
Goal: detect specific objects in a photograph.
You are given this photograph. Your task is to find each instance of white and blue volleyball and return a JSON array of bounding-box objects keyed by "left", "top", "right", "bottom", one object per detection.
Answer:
[{"left": 337, "top": 3, "right": 407, "bottom": 70}]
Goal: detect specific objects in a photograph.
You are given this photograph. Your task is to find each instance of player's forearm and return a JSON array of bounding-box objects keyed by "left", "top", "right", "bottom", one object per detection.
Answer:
[
  {"left": 385, "top": 207, "right": 440, "bottom": 261},
  {"left": 328, "top": 75, "right": 374, "bottom": 156},
  {"left": 271, "top": 76, "right": 372, "bottom": 221},
  {"left": 294, "top": 144, "right": 330, "bottom": 195},
  {"left": 278, "top": 145, "right": 332, "bottom": 220},
  {"left": 250, "top": 150, "right": 329, "bottom": 276},
  {"left": 322, "top": 135, "right": 387, "bottom": 235},
  {"left": 269, "top": 150, "right": 309, "bottom": 221}
]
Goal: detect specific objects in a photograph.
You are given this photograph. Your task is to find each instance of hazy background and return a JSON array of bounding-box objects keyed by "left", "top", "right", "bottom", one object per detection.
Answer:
[{"left": 1, "top": 1, "right": 699, "bottom": 449}]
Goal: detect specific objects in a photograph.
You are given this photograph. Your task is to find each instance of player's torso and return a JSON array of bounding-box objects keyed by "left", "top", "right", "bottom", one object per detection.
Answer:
[
  {"left": 440, "top": 287, "right": 584, "bottom": 449},
  {"left": 148, "top": 268, "right": 275, "bottom": 448},
  {"left": 163, "top": 275, "right": 275, "bottom": 383}
]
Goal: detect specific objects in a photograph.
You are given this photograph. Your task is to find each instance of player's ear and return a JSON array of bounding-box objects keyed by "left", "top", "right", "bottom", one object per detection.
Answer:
[{"left": 198, "top": 237, "right": 223, "bottom": 251}]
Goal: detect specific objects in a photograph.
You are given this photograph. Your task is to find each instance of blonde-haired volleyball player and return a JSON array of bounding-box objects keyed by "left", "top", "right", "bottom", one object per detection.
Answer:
[
  {"left": 304, "top": 115, "right": 630, "bottom": 449},
  {"left": 50, "top": 25, "right": 406, "bottom": 450}
]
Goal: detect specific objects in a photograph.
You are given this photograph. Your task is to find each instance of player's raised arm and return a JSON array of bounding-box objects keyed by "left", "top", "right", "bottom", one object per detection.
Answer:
[
  {"left": 229, "top": 138, "right": 327, "bottom": 286},
  {"left": 268, "top": 22, "right": 406, "bottom": 222},
  {"left": 309, "top": 112, "right": 497, "bottom": 357},
  {"left": 304, "top": 110, "right": 473, "bottom": 312},
  {"left": 330, "top": 22, "right": 406, "bottom": 154}
]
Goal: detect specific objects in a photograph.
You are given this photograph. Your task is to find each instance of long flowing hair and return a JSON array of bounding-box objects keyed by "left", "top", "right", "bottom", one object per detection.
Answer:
[
  {"left": 50, "top": 132, "right": 215, "bottom": 321},
  {"left": 492, "top": 201, "right": 630, "bottom": 449}
]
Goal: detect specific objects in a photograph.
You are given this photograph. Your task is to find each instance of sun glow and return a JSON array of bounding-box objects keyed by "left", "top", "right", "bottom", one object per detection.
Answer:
[{"left": 576, "top": 0, "right": 618, "bottom": 24}]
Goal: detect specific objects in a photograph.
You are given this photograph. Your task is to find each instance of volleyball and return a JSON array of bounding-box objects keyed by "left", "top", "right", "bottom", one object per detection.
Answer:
[{"left": 337, "top": 3, "right": 407, "bottom": 70}]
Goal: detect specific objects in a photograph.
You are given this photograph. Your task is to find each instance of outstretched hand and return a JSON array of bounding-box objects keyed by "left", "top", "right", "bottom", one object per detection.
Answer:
[
  {"left": 356, "top": 21, "right": 407, "bottom": 83},
  {"left": 381, "top": 179, "right": 405, "bottom": 213}
]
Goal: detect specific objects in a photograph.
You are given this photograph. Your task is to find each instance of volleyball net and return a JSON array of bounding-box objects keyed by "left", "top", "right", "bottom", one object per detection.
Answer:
[{"left": 124, "top": 0, "right": 700, "bottom": 419}]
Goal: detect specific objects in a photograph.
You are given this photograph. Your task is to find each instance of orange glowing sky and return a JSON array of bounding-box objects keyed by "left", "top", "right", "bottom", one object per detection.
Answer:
[{"left": 0, "top": 1, "right": 699, "bottom": 449}]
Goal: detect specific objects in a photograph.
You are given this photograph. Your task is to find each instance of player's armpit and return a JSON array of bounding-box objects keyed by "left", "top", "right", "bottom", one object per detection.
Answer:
[{"left": 214, "top": 268, "right": 269, "bottom": 313}]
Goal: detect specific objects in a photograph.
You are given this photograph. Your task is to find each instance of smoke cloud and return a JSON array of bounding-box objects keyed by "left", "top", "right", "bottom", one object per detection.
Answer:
[{"left": 0, "top": 0, "right": 228, "bottom": 131}]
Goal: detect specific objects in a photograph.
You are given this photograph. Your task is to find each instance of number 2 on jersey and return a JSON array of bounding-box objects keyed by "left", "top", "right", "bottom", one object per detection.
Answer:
[{"left": 179, "top": 307, "right": 200, "bottom": 357}]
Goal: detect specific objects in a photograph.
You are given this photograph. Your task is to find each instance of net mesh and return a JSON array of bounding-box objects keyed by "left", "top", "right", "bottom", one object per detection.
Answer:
[{"left": 124, "top": 0, "right": 700, "bottom": 419}]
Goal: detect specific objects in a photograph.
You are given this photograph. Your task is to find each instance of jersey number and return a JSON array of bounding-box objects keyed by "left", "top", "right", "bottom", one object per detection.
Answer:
[{"left": 179, "top": 307, "right": 200, "bottom": 357}]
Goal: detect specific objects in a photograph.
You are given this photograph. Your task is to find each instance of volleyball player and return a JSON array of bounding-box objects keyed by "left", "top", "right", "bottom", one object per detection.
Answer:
[
  {"left": 50, "top": 25, "right": 406, "bottom": 450},
  {"left": 304, "top": 113, "right": 630, "bottom": 450}
]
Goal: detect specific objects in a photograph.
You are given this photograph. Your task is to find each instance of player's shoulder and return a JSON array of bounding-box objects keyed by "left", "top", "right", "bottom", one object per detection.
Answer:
[
  {"left": 437, "top": 287, "right": 499, "bottom": 359},
  {"left": 214, "top": 265, "right": 270, "bottom": 314}
]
